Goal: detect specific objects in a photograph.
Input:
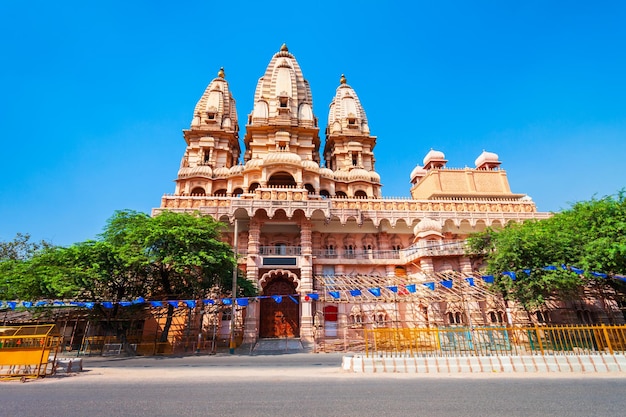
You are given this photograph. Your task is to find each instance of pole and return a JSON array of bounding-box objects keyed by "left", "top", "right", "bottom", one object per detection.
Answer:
[{"left": 229, "top": 218, "right": 239, "bottom": 354}]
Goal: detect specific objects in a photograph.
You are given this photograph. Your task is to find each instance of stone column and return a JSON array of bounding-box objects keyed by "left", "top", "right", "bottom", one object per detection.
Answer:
[
  {"left": 299, "top": 221, "right": 314, "bottom": 343},
  {"left": 459, "top": 256, "right": 473, "bottom": 275},
  {"left": 243, "top": 219, "right": 261, "bottom": 344}
]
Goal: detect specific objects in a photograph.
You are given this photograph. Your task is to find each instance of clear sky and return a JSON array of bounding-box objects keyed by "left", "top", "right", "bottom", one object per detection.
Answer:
[{"left": 1, "top": 1, "right": 625, "bottom": 247}]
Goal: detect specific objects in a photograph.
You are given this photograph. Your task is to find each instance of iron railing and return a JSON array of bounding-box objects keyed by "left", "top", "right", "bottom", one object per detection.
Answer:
[{"left": 363, "top": 325, "right": 626, "bottom": 357}]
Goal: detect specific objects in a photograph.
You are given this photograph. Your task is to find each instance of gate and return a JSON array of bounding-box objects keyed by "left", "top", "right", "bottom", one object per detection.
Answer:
[{"left": 259, "top": 277, "right": 300, "bottom": 338}]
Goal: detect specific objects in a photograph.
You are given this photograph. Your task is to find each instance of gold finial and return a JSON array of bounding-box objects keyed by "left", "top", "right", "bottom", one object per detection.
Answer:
[
  {"left": 340, "top": 74, "right": 347, "bottom": 84},
  {"left": 218, "top": 67, "right": 225, "bottom": 78},
  {"left": 280, "top": 43, "right": 288, "bottom": 52}
]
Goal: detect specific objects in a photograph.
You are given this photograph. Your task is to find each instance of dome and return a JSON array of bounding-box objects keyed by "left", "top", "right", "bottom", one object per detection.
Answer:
[
  {"left": 423, "top": 149, "right": 446, "bottom": 167},
  {"left": 414, "top": 218, "right": 443, "bottom": 239},
  {"left": 213, "top": 167, "right": 230, "bottom": 178},
  {"left": 301, "top": 159, "right": 320, "bottom": 172},
  {"left": 185, "top": 165, "right": 213, "bottom": 178},
  {"left": 229, "top": 164, "right": 245, "bottom": 175},
  {"left": 319, "top": 167, "right": 335, "bottom": 179},
  {"left": 334, "top": 169, "right": 350, "bottom": 181},
  {"left": 247, "top": 44, "right": 315, "bottom": 129},
  {"left": 369, "top": 171, "right": 381, "bottom": 183},
  {"left": 410, "top": 165, "right": 427, "bottom": 181},
  {"left": 327, "top": 74, "right": 370, "bottom": 135},
  {"left": 264, "top": 151, "right": 302, "bottom": 166},
  {"left": 177, "top": 167, "right": 193, "bottom": 178},
  {"left": 474, "top": 150, "right": 500, "bottom": 168},
  {"left": 190, "top": 68, "right": 238, "bottom": 132},
  {"left": 348, "top": 168, "right": 371, "bottom": 181},
  {"left": 244, "top": 158, "right": 264, "bottom": 170}
]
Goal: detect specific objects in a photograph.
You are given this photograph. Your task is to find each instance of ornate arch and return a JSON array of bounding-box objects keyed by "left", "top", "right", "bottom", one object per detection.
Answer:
[{"left": 258, "top": 269, "right": 301, "bottom": 293}]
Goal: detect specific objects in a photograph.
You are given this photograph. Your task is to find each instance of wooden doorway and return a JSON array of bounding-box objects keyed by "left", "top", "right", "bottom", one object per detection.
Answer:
[{"left": 259, "top": 276, "right": 300, "bottom": 338}]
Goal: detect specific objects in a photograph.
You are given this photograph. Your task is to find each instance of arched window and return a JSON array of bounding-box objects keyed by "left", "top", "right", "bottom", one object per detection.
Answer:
[
  {"left": 249, "top": 182, "right": 260, "bottom": 192},
  {"left": 335, "top": 191, "right": 347, "bottom": 198},
  {"left": 304, "top": 183, "right": 315, "bottom": 194},
  {"left": 190, "top": 187, "right": 205, "bottom": 196},
  {"left": 214, "top": 189, "right": 227, "bottom": 196},
  {"left": 232, "top": 187, "right": 243, "bottom": 196},
  {"left": 268, "top": 172, "right": 296, "bottom": 187},
  {"left": 354, "top": 190, "right": 367, "bottom": 198},
  {"left": 320, "top": 189, "right": 330, "bottom": 198}
]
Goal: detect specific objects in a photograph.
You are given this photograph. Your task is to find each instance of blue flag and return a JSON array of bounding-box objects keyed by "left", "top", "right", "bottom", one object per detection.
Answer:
[
  {"left": 329, "top": 291, "right": 341, "bottom": 299},
  {"left": 150, "top": 301, "right": 163, "bottom": 308},
  {"left": 102, "top": 301, "right": 114, "bottom": 309},
  {"left": 306, "top": 293, "right": 319, "bottom": 300},
  {"left": 288, "top": 295, "right": 299, "bottom": 304},
  {"left": 368, "top": 287, "right": 381, "bottom": 297},
  {"left": 386, "top": 286, "right": 398, "bottom": 293},
  {"left": 185, "top": 300, "right": 196, "bottom": 308},
  {"left": 423, "top": 282, "right": 435, "bottom": 291},
  {"left": 236, "top": 298, "right": 249, "bottom": 306},
  {"left": 167, "top": 301, "right": 179, "bottom": 307},
  {"left": 441, "top": 280, "right": 453, "bottom": 289},
  {"left": 222, "top": 298, "right": 232, "bottom": 305},
  {"left": 406, "top": 284, "right": 416, "bottom": 293},
  {"left": 503, "top": 271, "right": 517, "bottom": 281},
  {"left": 465, "top": 277, "right": 475, "bottom": 287},
  {"left": 272, "top": 295, "right": 283, "bottom": 303},
  {"left": 482, "top": 275, "right": 495, "bottom": 284},
  {"left": 350, "top": 289, "right": 362, "bottom": 296}
]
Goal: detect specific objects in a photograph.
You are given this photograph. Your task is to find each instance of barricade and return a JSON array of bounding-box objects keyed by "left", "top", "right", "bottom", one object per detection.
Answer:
[
  {"left": 363, "top": 325, "right": 626, "bottom": 358},
  {"left": 0, "top": 324, "right": 61, "bottom": 380}
]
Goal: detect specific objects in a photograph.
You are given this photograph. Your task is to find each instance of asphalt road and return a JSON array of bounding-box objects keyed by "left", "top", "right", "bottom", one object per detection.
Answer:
[{"left": 1, "top": 353, "right": 626, "bottom": 417}]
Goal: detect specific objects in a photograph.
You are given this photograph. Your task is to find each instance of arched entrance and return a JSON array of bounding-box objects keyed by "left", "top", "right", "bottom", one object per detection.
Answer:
[{"left": 259, "top": 275, "right": 300, "bottom": 338}]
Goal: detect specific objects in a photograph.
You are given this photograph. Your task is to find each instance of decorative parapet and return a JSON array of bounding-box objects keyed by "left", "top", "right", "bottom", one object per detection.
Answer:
[{"left": 154, "top": 192, "right": 550, "bottom": 226}]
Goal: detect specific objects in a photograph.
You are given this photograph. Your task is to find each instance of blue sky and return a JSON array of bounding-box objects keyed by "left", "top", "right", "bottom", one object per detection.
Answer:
[{"left": 1, "top": 1, "right": 625, "bottom": 247}]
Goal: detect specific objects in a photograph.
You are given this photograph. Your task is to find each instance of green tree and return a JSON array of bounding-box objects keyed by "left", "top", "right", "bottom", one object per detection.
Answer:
[
  {"left": 99, "top": 210, "right": 249, "bottom": 341},
  {"left": 467, "top": 191, "right": 626, "bottom": 311}
]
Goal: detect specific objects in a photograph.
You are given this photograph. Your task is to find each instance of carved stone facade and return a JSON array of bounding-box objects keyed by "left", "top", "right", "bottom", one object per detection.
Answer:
[{"left": 154, "top": 45, "right": 559, "bottom": 344}]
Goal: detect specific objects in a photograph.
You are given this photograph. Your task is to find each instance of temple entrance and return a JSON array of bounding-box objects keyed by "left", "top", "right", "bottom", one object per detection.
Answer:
[{"left": 259, "top": 276, "right": 300, "bottom": 338}]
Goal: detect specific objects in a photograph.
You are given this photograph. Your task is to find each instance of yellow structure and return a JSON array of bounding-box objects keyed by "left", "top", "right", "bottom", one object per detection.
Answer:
[
  {"left": 154, "top": 45, "right": 613, "bottom": 348},
  {"left": 0, "top": 324, "right": 60, "bottom": 379}
]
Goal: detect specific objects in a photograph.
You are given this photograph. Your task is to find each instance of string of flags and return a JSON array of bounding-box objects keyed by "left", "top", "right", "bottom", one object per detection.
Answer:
[
  {"left": 482, "top": 264, "right": 626, "bottom": 284},
  {"left": 2, "top": 265, "right": 625, "bottom": 311}
]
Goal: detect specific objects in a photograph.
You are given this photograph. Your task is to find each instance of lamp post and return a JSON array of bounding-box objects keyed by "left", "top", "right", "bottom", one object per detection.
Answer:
[{"left": 229, "top": 218, "right": 239, "bottom": 354}]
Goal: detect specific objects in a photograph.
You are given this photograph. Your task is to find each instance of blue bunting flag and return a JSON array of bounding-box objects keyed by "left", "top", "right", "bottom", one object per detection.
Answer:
[{"left": 368, "top": 287, "right": 381, "bottom": 297}]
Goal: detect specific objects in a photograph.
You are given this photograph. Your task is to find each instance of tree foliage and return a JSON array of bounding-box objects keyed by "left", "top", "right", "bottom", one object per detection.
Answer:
[
  {"left": 1, "top": 211, "right": 255, "bottom": 340},
  {"left": 467, "top": 191, "right": 626, "bottom": 309}
]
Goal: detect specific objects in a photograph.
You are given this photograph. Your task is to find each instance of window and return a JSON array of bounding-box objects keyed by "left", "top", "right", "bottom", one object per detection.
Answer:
[{"left": 279, "top": 96, "right": 288, "bottom": 108}]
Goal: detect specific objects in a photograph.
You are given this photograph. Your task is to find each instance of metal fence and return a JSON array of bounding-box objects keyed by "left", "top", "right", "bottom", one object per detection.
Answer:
[{"left": 363, "top": 325, "right": 626, "bottom": 357}]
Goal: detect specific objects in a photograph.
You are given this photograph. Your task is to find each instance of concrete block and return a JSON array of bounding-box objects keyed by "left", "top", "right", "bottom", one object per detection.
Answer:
[
  {"left": 603, "top": 356, "right": 620, "bottom": 373},
  {"left": 468, "top": 356, "right": 482, "bottom": 373},
  {"left": 498, "top": 356, "right": 514, "bottom": 373},
  {"left": 555, "top": 356, "right": 572, "bottom": 372},
  {"left": 589, "top": 355, "right": 608, "bottom": 372},
  {"left": 55, "top": 358, "right": 83, "bottom": 374},
  {"left": 533, "top": 356, "right": 549, "bottom": 372},
  {"left": 510, "top": 356, "right": 526, "bottom": 372},
  {"left": 545, "top": 357, "right": 561, "bottom": 372}
]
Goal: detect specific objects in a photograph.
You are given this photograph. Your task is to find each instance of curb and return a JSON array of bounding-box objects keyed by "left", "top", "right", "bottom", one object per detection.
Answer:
[{"left": 342, "top": 354, "right": 626, "bottom": 374}]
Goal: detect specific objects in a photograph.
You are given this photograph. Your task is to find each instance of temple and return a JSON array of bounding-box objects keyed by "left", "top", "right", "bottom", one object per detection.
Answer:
[{"left": 153, "top": 45, "right": 615, "bottom": 349}]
